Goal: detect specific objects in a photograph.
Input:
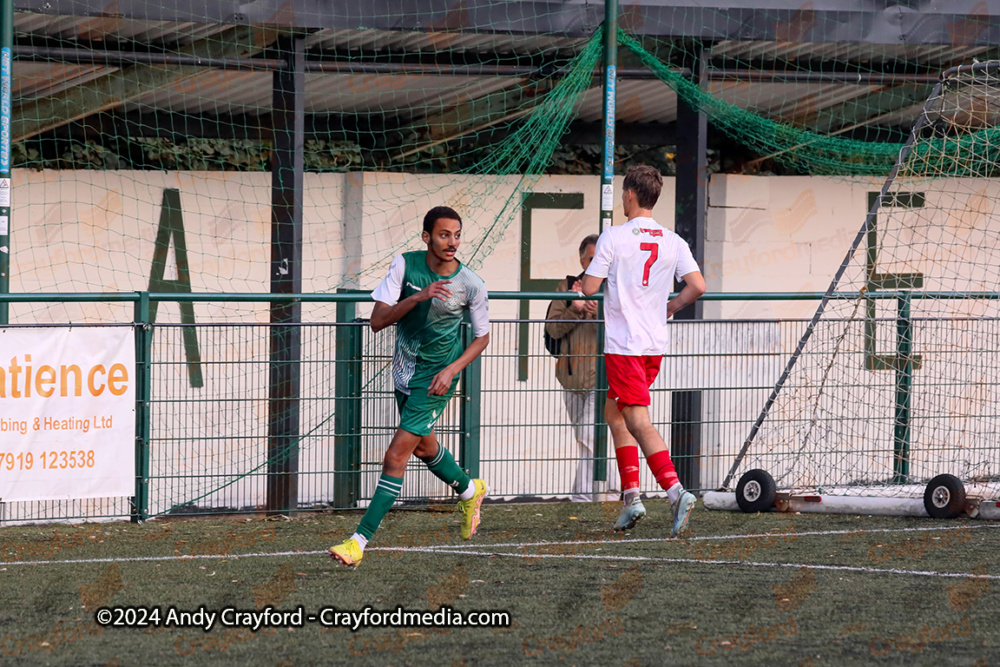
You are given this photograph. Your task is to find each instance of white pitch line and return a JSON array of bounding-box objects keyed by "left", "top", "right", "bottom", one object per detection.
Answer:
[
  {"left": 394, "top": 521, "right": 1000, "bottom": 552},
  {"left": 373, "top": 546, "right": 1000, "bottom": 580},
  {"left": 3, "top": 546, "right": 993, "bottom": 581},
  {"left": 1, "top": 522, "right": 996, "bottom": 568},
  {"left": 0, "top": 550, "right": 328, "bottom": 566}
]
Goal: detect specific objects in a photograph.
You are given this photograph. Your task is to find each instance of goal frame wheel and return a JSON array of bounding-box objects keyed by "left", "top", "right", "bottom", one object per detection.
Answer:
[
  {"left": 923, "top": 474, "right": 966, "bottom": 519},
  {"left": 735, "top": 469, "right": 776, "bottom": 513}
]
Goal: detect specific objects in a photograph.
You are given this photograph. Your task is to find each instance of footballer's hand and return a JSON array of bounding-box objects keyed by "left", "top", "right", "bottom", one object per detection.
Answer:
[
  {"left": 416, "top": 280, "right": 453, "bottom": 302},
  {"left": 428, "top": 368, "right": 457, "bottom": 396}
]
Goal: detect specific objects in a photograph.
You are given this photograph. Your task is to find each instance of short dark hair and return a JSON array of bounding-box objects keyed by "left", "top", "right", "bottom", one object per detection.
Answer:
[
  {"left": 622, "top": 164, "right": 663, "bottom": 209},
  {"left": 423, "top": 206, "right": 462, "bottom": 234},
  {"left": 579, "top": 234, "right": 599, "bottom": 255}
]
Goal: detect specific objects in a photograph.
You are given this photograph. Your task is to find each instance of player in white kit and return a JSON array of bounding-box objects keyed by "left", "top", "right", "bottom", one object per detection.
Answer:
[{"left": 581, "top": 165, "right": 706, "bottom": 537}]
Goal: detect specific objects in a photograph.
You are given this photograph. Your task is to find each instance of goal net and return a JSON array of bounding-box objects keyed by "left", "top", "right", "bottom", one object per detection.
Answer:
[{"left": 723, "top": 62, "right": 1000, "bottom": 505}]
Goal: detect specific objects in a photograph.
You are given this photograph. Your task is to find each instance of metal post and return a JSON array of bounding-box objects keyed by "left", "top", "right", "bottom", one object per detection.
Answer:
[
  {"left": 267, "top": 36, "right": 305, "bottom": 515},
  {"left": 598, "top": 0, "right": 618, "bottom": 233},
  {"left": 593, "top": 0, "right": 617, "bottom": 491},
  {"left": 460, "top": 312, "right": 482, "bottom": 478},
  {"left": 593, "top": 320, "right": 608, "bottom": 486},
  {"left": 674, "top": 47, "right": 707, "bottom": 317},
  {"left": 671, "top": 46, "right": 708, "bottom": 491},
  {"left": 131, "top": 292, "right": 152, "bottom": 523},
  {"left": 892, "top": 293, "right": 913, "bottom": 483},
  {"left": 333, "top": 294, "right": 361, "bottom": 508},
  {"left": 0, "top": 0, "right": 12, "bottom": 324}
]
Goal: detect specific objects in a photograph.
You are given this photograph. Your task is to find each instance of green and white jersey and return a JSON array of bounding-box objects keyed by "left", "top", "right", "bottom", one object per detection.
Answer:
[{"left": 371, "top": 251, "right": 490, "bottom": 394}]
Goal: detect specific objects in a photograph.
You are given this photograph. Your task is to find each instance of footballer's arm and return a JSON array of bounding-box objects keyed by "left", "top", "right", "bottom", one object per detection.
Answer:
[
  {"left": 666, "top": 270, "right": 706, "bottom": 318},
  {"left": 370, "top": 280, "right": 453, "bottom": 333},
  {"left": 580, "top": 274, "right": 604, "bottom": 297},
  {"left": 428, "top": 333, "right": 490, "bottom": 395}
]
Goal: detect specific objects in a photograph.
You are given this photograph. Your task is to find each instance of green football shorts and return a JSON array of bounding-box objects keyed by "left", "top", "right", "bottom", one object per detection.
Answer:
[{"left": 394, "top": 380, "right": 459, "bottom": 437}]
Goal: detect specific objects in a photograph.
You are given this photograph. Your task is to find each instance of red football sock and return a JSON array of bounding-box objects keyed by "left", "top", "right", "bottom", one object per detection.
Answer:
[
  {"left": 614, "top": 446, "right": 641, "bottom": 496},
  {"left": 647, "top": 449, "right": 679, "bottom": 491}
]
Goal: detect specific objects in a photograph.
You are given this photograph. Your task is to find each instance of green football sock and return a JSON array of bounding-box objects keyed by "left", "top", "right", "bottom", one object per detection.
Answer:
[
  {"left": 357, "top": 473, "right": 404, "bottom": 540},
  {"left": 420, "top": 445, "right": 471, "bottom": 495}
]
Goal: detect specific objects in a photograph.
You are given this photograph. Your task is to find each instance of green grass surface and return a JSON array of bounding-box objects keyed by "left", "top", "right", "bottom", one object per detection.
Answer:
[{"left": 1, "top": 500, "right": 998, "bottom": 666}]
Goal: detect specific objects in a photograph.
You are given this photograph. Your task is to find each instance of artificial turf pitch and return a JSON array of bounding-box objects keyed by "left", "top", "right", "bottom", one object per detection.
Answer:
[{"left": 1, "top": 499, "right": 998, "bottom": 666}]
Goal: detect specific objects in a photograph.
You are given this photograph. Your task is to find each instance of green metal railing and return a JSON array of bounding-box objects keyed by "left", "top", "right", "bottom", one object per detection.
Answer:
[{"left": 0, "top": 290, "right": 996, "bottom": 525}]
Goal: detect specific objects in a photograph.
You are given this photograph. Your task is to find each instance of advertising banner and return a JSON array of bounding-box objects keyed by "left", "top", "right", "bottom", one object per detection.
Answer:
[{"left": 0, "top": 327, "right": 135, "bottom": 502}]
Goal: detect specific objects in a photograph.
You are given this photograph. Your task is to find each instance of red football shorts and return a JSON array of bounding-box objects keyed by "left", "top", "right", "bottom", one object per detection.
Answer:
[{"left": 605, "top": 354, "right": 663, "bottom": 407}]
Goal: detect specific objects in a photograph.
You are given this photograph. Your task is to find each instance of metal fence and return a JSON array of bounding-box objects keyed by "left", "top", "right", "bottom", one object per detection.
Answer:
[{"left": 0, "top": 292, "right": 829, "bottom": 524}]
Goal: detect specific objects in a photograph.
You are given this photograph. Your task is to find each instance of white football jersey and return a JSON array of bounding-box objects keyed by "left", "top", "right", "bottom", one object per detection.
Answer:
[{"left": 585, "top": 217, "right": 700, "bottom": 355}]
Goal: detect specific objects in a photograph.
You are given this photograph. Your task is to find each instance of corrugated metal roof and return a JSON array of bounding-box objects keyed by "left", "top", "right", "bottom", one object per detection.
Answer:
[
  {"left": 875, "top": 89, "right": 1000, "bottom": 130},
  {"left": 575, "top": 78, "right": 879, "bottom": 128},
  {"left": 574, "top": 80, "right": 676, "bottom": 124},
  {"left": 296, "top": 72, "right": 521, "bottom": 118},
  {"left": 9, "top": 14, "right": 992, "bottom": 138},
  {"left": 709, "top": 40, "right": 993, "bottom": 69},
  {"left": 711, "top": 81, "right": 871, "bottom": 121},
  {"left": 13, "top": 13, "right": 233, "bottom": 46},
  {"left": 119, "top": 69, "right": 526, "bottom": 118},
  {"left": 13, "top": 61, "right": 111, "bottom": 99},
  {"left": 13, "top": 12, "right": 590, "bottom": 56},
  {"left": 11, "top": 55, "right": 936, "bottom": 132},
  {"left": 19, "top": 13, "right": 988, "bottom": 67},
  {"left": 304, "top": 28, "right": 589, "bottom": 58}
]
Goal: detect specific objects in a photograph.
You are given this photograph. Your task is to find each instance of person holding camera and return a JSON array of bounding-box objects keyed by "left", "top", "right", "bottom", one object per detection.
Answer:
[{"left": 545, "top": 234, "right": 603, "bottom": 502}]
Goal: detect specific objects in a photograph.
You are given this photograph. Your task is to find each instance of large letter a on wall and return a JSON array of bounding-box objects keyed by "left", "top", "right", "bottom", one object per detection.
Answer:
[{"left": 147, "top": 188, "right": 204, "bottom": 388}]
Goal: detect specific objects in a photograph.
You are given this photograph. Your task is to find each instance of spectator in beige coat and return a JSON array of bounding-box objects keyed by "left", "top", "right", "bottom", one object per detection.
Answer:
[{"left": 545, "top": 234, "right": 605, "bottom": 502}]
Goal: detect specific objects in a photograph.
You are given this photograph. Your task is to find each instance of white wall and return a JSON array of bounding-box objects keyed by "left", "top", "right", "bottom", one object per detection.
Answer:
[
  {"left": 7, "top": 169, "right": 997, "bottom": 514},
  {"left": 705, "top": 174, "right": 885, "bottom": 320}
]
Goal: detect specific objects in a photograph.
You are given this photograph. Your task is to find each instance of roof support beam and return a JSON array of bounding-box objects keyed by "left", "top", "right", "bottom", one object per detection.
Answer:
[
  {"left": 808, "top": 84, "right": 935, "bottom": 135},
  {"left": 12, "top": 1, "right": 1000, "bottom": 44},
  {"left": 387, "top": 76, "right": 555, "bottom": 163},
  {"left": 267, "top": 35, "right": 305, "bottom": 517},
  {"left": 672, "top": 45, "right": 707, "bottom": 491},
  {"left": 15, "top": 44, "right": 949, "bottom": 85}
]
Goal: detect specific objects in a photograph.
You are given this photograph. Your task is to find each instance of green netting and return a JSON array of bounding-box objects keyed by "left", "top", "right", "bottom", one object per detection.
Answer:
[
  {"left": 4, "top": 21, "right": 606, "bottom": 521},
  {"left": 8, "top": 23, "right": 603, "bottom": 325},
  {"left": 619, "top": 31, "right": 897, "bottom": 176},
  {"left": 156, "top": 14, "right": 602, "bottom": 511},
  {"left": 420, "top": 24, "right": 604, "bottom": 269},
  {"left": 620, "top": 31, "right": 1000, "bottom": 178}
]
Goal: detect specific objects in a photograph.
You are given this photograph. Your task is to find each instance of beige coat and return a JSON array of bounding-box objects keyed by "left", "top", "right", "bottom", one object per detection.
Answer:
[{"left": 545, "top": 278, "right": 598, "bottom": 392}]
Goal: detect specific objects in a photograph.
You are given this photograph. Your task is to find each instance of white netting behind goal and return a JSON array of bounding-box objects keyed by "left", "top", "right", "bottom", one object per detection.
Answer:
[{"left": 727, "top": 63, "right": 1000, "bottom": 499}]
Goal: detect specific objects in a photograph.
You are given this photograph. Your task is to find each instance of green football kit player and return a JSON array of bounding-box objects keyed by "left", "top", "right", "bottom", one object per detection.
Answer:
[{"left": 330, "top": 206, "right": 490, "bottom": 567}]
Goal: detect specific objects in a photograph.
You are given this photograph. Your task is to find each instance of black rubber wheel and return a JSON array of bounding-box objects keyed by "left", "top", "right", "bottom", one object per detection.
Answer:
[
  {"left": 923, "top": 474, "right": 966, "bottom": 519},
  {"left": 735, "top": 469, "right": 776, "bottom": 513}
]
